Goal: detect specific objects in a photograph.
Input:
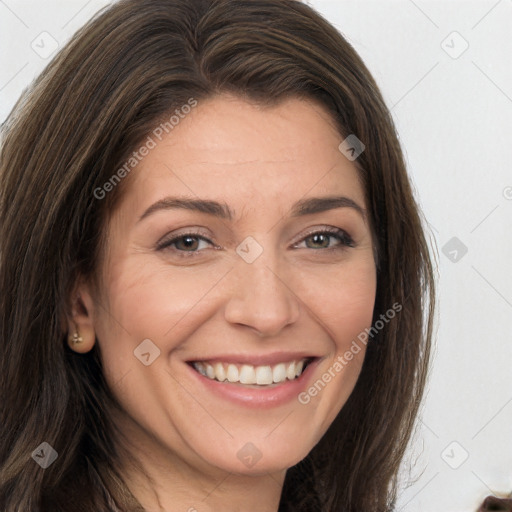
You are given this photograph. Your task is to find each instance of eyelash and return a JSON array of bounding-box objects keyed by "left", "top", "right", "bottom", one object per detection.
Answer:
[{"left": 156, "top": 227, "right": 355, "bottom": 258}]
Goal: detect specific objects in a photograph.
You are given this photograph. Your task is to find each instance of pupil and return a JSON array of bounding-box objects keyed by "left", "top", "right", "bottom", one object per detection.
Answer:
[
  {"left": 312, "top": 234, "right": 328, "bottom": 248},
  {"left": 182, "top": 236, "right": 197, "bottom": 249}
]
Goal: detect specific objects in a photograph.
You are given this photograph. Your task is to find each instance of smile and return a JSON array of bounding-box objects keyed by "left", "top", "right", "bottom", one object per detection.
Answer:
[{"left": 191, "top": 358, "right": 313, "bottom": 386}]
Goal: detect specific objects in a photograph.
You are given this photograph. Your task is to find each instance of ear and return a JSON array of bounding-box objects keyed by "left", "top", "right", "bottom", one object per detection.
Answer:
[{"left": 65, "top": 279, "right": 97, "bottom": 354}]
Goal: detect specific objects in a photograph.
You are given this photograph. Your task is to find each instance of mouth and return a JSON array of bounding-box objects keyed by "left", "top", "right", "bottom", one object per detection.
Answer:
[{"left": 189, "top": 357, "right": 315, "bottom": 387}]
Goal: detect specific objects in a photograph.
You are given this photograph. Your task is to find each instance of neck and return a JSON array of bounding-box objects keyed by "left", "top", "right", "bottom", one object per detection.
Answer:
[{"left": 125, "top": 468, "right": 285, "bottom": 512}]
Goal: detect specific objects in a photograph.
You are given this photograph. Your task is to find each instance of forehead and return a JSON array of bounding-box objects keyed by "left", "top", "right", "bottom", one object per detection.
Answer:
[{"left": 122, "top": 94, "right": 365, "bottom": 218}]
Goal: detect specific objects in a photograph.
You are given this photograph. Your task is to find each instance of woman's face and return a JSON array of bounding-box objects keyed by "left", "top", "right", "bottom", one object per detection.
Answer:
[{"left": 85, "top": 94, "right": 377, "bottom": 477}]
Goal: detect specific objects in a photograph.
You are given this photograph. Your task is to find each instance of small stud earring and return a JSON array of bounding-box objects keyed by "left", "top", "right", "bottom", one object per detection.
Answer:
[{"left": 71, "top": 331, "right": 83, "bottom": 344}]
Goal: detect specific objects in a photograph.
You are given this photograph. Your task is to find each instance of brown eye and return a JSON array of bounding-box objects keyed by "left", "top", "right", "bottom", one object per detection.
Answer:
[
  {"left": 305, "top": 233, "right": 331, "bottom": 249},
  {"left": 297, "top": 228, "right": 355, "bottom": 251},
  {"left": 173, "top": 235, "right": 201, "bottom": 251},
  {"left": 156, "top": 232, "right": 214, "bottom": 256}
]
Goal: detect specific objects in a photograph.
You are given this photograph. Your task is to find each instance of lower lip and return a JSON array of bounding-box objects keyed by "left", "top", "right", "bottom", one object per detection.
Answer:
[{"left": 186, "top": 359, "right": 321, "bottom": 409}]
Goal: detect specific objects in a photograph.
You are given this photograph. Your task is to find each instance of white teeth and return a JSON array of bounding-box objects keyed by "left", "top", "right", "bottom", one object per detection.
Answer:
[
  {"left": 256, "top": 366, "right": 273, "bottom": 385},
  {"left": 239, "top": 365, "right": 256, "bottom": 384},
  {"left": 272, "top": 363, "right": 287, "bottom": 383},
  {"left": 205, "top": 364, "right": 215, "bottom": 379},
  {"left": 214, "top": 362, "right": 226, "bottom": 382},
  {"left": 195, "top": 362, "right": 207, "bottom": 377},
  {"left": 192, "top": 359, "right": 309, "bottom": 386},
  {"left": 226, "top": 364, "right": 239, "bottom": 383},
  {"left": 286, "top": 362, "right": 296, "bottom": 380}
]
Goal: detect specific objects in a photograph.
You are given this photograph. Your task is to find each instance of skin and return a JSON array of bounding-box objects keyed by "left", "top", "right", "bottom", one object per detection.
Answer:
[{"left": 67, "top": 94, "right": 377, "bottom": 512}]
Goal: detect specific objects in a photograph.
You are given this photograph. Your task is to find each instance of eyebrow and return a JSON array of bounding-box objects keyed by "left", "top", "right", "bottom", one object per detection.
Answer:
[{"left": 137, "top": 195, "right": 366, "bottom": 223}]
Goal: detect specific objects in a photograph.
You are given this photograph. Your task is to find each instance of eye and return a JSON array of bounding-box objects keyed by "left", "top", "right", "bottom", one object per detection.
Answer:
[
  {"left": 156, "top": 230, "right": 215, "bottom": 257},
  {"left": 294, "top": 227, "right": 355, "bottom": 251}
]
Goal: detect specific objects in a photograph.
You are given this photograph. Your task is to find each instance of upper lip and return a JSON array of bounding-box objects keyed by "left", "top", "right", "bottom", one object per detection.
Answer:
[{"left": 187, "top": 351, "right": 320, "bottom": 367}]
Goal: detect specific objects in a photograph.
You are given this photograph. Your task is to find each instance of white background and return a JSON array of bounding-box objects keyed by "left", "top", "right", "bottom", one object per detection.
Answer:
[{"left": 1, "top": 1, "right": 511, "bottom": 511}]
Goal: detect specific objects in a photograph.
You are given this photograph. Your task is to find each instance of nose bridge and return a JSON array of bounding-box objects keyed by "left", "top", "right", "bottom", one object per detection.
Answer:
[{"left": 224, "top": 237, "right": 300, "bottom": 336}]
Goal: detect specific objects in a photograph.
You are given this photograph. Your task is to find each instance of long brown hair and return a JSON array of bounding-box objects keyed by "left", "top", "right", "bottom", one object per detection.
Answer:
[{"left": 0, "top": 0, "right": 435, "bottom": 510}]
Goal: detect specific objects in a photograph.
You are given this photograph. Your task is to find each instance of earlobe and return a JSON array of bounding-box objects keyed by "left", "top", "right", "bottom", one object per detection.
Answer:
[{"left": 67, "top": 321, "right": 95, "bottom": 354}]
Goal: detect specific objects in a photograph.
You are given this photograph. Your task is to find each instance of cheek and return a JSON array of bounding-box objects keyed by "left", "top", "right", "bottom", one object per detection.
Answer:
[
  {"left": 299, "top": 255, "right": 377, "bottom": 349},
  {"left": 299, "top": 257, "right": 376, "bottom": 418},
  {"left": 327, "top": 276, "right": 376, "bottom": 350},
  {"left": 93, "top": 258, "right": 229, "bottom": 364}
]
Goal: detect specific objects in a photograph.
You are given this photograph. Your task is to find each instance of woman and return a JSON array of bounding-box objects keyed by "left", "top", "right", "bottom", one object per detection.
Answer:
[{"left": 0, "top": 0, "right": 435, "bottom": 510}]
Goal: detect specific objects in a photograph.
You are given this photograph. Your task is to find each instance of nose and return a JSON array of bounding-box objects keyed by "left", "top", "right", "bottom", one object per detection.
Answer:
[{"left": 223, "top": 253, "right": 301, "bottom": 338}]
